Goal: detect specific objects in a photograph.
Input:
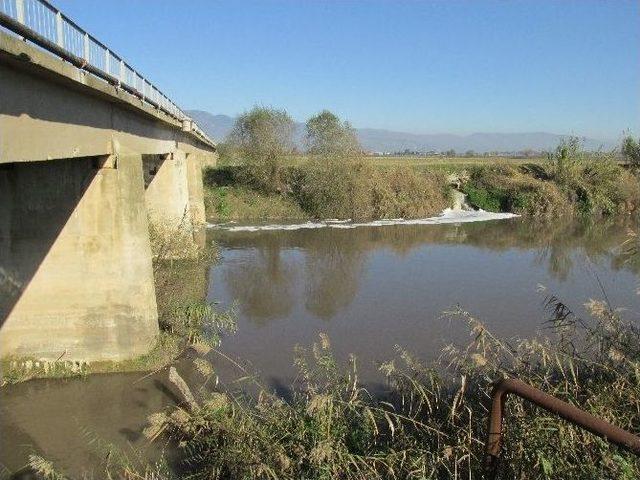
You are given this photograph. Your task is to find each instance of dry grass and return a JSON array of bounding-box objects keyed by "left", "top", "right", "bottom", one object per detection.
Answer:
[
  {"left": 290, "top": 158, "right": 451, "bottom": 221},
  {"left": 130, "top": 291, "right": 640, "bottom": 480}
]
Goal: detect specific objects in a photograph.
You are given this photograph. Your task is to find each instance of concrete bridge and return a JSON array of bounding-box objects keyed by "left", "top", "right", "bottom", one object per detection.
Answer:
[{"left": 0, "top": 0, "right": 217, "bottom": 362}]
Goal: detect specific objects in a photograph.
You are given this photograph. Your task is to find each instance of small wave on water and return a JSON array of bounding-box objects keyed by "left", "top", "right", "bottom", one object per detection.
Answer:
[{"left": 207, "top": 209, "right": 519, "bottom": 232}]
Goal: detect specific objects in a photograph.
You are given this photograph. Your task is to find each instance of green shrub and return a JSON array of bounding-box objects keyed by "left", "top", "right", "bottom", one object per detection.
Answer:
[
  {"left": 305, "top": 110, "right": 361, "bottom": 158},
  {"left": 463, "top": 185, "right": 507, "bottom": 212},
  {"left": 463, "top": 164, "right": 570, "bottom": 216},
  {"left": 543, "top": 137, "right": 640, "bottom": 215},
  {"left": 622, "top": 136, "right": 640, "bottom": 169},
  {"left": 205, "top": 185, "right": 308, "bottom": 221},
  {"left": 462, "top": 141, "right": 640, "bottom": 217}
]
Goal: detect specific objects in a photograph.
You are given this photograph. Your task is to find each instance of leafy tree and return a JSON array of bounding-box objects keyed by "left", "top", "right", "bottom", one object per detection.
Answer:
[
  {"left": 622, "top": 136, "right": 640, "bottom": 169},
  {"left": 228, "top": 106, "right": 294, "bottom": 193},
  {"left": 444, "top": 149, "right": 456, "bottom": 157},
  {"left": 305, "top": 110, "right": 360, "bottom": 158}
]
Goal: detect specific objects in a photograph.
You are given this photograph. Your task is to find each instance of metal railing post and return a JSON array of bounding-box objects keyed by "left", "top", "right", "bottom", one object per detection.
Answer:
[
  {"left": 55, "top": 10, "right": 63, "bottom": 48},
  {"left": 15, "top": 0, "right": 24, "bottom": 24},
  {"left": 82, "top": 32, "right": 89, "bottom": 63}
]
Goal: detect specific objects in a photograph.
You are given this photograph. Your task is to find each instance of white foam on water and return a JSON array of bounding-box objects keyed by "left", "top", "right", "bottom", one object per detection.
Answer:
[{"left": 207, "top": 209, "right": 519, "bottom": 232}]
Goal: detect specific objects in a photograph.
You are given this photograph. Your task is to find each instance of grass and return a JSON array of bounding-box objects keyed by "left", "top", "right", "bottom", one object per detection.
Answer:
[
  {"left": 218, "top": 154, "right": 545, "bottom": 173},
  {"left": 290, "top": 159, "right": 451, "bottom": 221},
  {"left": 338, "top": 155, "right": 544, "bottom": 172},
  {"left": 462, "top": 164, "right": 572, "bottom": 217},
  {"left": 461, "top": 147, "right": 640, "bottom": 217},
  {"left": 205, "top": 185, "right": 308, "bottom": 222},
  {"left": 204, "top": 160, "right": 452, "bottom": 223}
]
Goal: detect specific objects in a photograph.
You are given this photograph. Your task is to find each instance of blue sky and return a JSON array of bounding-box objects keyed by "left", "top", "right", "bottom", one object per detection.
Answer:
[{"left": 55, "top": 0, "right": 639, "bottom": 140}]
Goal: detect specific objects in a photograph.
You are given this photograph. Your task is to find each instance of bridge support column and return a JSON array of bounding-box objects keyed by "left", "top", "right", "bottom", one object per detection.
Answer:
[
  {"left": 143, "top": 149, "right": 206, "bottom": 258},
  {"left": 0, "top": 154, "right": 159, "bottom": 361},
  {"left": 186, "top": 154, "right": 206, "bottom": 227}
]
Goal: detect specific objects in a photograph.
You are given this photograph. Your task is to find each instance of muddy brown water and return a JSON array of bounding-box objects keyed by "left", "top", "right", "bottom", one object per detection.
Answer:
[{"left": 1, "top": 215, "right": 639, "bottom": 476}]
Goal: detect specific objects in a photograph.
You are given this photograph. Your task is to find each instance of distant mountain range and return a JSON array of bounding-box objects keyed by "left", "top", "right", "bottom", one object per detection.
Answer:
[{"left": 187, "top": 110, "right": 613, "bottom": 153}]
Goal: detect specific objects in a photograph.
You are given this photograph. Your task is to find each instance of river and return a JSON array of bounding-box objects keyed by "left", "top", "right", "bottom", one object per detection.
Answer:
[{"left": 1, "top": 213, "right": 639, "bottom": 476}]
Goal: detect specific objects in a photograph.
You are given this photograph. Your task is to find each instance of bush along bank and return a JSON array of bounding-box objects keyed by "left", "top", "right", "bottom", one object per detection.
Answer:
[
  {"left": 205, "top": 107, "right": 453, "bottom": 223},
  {"left": 205, "top": 151, "right": 639, "bottom": 223},
  {"left": 462, "top": 139, "right": 640, "bottom": 217},
  {"left": 205, "top": 161, "right": 452, "bottom": 222}
]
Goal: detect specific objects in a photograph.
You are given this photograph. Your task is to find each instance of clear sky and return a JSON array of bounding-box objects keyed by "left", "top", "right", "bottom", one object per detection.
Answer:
[{"left": 55, "top": 0, "right": 639, "bottom": 140}]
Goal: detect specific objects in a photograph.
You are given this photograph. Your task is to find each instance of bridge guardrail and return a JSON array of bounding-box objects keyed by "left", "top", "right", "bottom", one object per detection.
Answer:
[{"left": 0, "top": 0, "right": 213, "bottom": 146}]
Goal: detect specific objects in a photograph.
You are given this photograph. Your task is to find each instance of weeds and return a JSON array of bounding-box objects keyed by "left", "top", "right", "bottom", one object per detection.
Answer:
[
  {"left": 132, "top": 287, "right": 640, "bottom": 480},
  {"left": 463, "top": 139, "right": 640, "bottom": 216},
  {"left": 204, "top": 185, "right": 308, "bottom": 221},
  {"left": 543, "top": 137, "right": 639, "bottom": 215},
  {"left": 206, "top": 138, "right": 640, "bottom": 221},
  {"left": 161, "top": 299, "right": 236, "bottom": 349},
  {"left": 462, "top": 163, "right": 570, "bottom": 216}
]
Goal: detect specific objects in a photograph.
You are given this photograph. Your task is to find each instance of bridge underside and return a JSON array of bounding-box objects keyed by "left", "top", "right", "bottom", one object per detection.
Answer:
[{"left": 0, "top": 32, "right": 215, "bottom": 362}]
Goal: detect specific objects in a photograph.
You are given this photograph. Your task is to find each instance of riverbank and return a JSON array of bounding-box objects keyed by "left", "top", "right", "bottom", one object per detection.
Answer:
[{"left": 205, "top": 152, "right": 639, "bottom": 222}]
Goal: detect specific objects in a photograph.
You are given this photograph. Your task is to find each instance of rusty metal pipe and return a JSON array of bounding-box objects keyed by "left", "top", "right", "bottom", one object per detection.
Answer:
[{"left": 485, "top": 378, "right": 640, "bottom": 475}]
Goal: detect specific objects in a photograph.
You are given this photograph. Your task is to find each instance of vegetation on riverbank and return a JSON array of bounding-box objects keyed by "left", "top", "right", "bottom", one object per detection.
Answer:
[
  {"left": 103, "top": 281, "right": 639, "bottom": 480},
  {"left": 205, "top": 108, "right": 640, "bottom": 222},
  {"left": 207, "top": 107, "right": 452, "bottom": 223},
  {"left": 463, "top": 137, "right": 640, "bottom": 216},
  {"left": 206, "top": 184, "right": 309, "bottom": 221}
]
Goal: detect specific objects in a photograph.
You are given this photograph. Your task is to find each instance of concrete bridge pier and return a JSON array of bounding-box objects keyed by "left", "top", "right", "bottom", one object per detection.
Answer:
[
  {"left": 143, "top": 149, "right": 207, "bottom": 257},
  {"left": 0, "top": 154, "right": 159, "bottom": 361}
]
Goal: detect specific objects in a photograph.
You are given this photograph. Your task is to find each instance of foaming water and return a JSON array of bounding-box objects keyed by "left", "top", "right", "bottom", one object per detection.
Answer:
[{"left": 207, "top": 208, "right": 519, "bottom": 232}]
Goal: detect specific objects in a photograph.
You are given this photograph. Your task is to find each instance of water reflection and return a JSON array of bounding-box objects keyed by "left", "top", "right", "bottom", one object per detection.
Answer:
[
  {"left": 1, "top": 216, "right": 638, "bottom": 478},
  {"left": 214, "top": 216, "right": 638, "bottom": 326},
  {"left": 224, "top": 244, "right": 297, "bottom": 322},
  {"left": 303, "top": 231, "right": 367, "bottom": 320}
]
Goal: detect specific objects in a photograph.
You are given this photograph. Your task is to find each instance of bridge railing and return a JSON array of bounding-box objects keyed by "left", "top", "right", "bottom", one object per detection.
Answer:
[{"left": 0, "top": 0, "right": 213, "bottom": 146}]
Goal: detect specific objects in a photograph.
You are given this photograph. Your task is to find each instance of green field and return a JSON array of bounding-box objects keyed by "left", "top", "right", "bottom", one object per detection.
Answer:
[{"left": 273, "top": 154, "right": 546, "bottom": 172}]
